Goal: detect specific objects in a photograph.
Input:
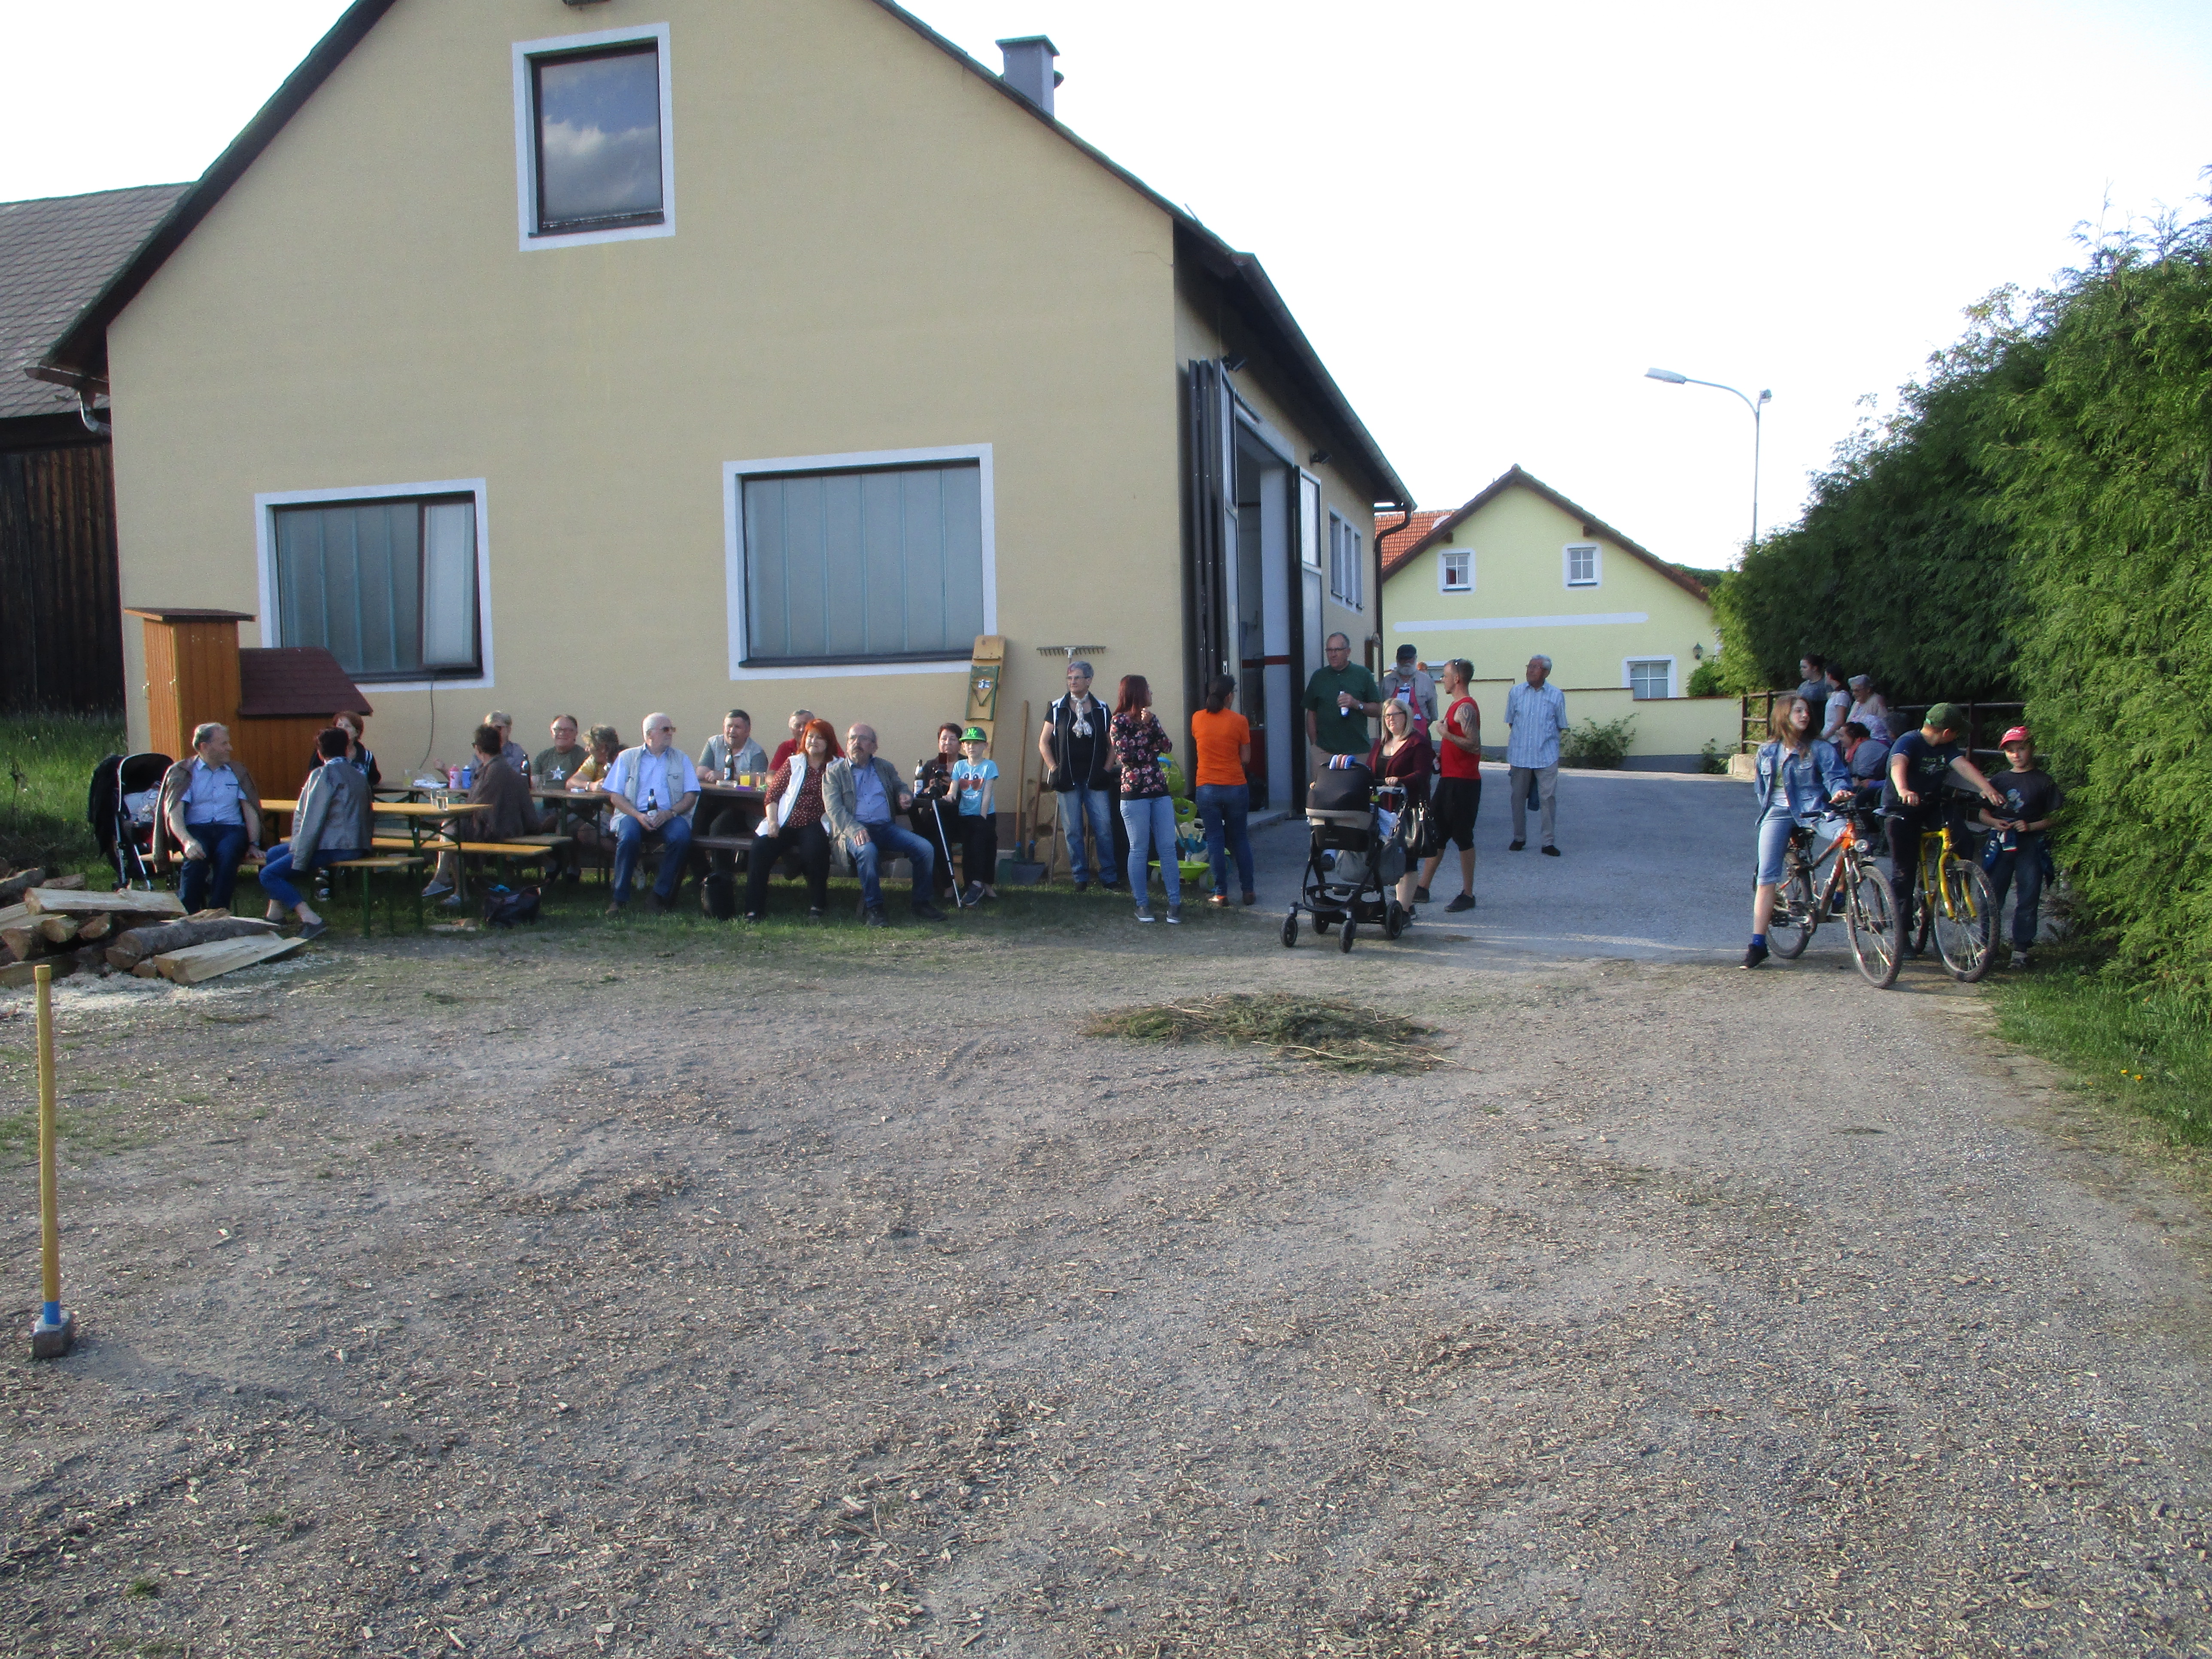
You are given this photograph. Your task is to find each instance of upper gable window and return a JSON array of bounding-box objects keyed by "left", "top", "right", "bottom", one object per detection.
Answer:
[
  {"left": 1439, "top": 548, "right": 1472, "bottom": 592},
  {"left": 1564, "top": 543, "right": 1601, "bottom": 587},
  {"left": 514, "top": 24, "right": 675, "bottom": 250}
]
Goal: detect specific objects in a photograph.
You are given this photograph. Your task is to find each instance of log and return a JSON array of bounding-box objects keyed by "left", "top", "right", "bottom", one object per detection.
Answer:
[
  {"left": 25, "top": 886, "right": 182, "bottom": 919},
  {"left": 0, "top": 903, "right": 29, "bottom": 933},
  {"left": 36, "top": 917, "right": 81, "bottom": 946},
  {"left": 106, "top": 915, "right": 280, "bottom": 970},
  {"left": 72, "top": 944, "right": 110, "bottom": 975},
  {"left": 2, "top": 925, "right": 49, "bottom": 963},
  {"left": 76, "top": 913, "right": 113, "bottom": 942},
  {"left": 152, "top": 934, "right": 303, "bottom": 985},
  {"left": 0, "top": 868, "right": 49, "bottom": 904},
  {"left": 1, "top": 957, "right": 74, "bottom": 990},
  {"left": 130, "top": 959, "right": 161, "bottom": 979}
]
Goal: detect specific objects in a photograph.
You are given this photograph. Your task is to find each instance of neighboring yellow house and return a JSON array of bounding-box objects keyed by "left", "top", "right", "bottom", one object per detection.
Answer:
[
  {"left": 34, "top": 0, "right": 1405, "bottom": 813},
  {"left": 1378, "top": 466, "right": 1734, "bottom": 770}
]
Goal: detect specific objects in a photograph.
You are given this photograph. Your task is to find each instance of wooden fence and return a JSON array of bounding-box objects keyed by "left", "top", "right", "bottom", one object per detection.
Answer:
[{"left": 1738, "top": 692, "right": 2026, "bottom": 763}]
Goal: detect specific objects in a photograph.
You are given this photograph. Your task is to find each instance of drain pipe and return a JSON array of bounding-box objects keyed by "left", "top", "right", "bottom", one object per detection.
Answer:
[
  {"left": 76, "top": 390, "right": 109, "bottom": 437},
  {"left": 1372, "top": 500, "right": 1413, "bottom": 675}
]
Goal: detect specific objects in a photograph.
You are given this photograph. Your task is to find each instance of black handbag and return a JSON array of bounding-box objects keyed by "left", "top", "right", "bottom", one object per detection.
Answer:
[{"left": 1402, "top": 797, "right": 1443, "bottom": 858}]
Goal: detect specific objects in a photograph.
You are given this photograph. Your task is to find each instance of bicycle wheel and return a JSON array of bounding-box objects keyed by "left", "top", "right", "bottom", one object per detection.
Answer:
[
  {"left": 1847, "top": 866, "right": 1902, "bottom": 988},
  {"left": 1934, "top": 860, "right": 1998, "bottom": 981},
  {"left": 1768, "top": 863, "right": 1817, "bottom": 959}
]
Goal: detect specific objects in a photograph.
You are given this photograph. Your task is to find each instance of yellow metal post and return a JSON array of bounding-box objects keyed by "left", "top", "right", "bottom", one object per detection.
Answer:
[{"left": 30, "top": 964, "right": 72, "bottom": 1358}]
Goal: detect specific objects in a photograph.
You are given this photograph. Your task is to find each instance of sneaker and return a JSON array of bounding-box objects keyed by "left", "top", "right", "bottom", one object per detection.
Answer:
[
  {"left": 605, "top": 900, "right": 627, "bottom": 917},
  {"left": 1414, "top": 885, "right": 1431, "bottom": 904},
  {"left": 1208, "top": 893, "right": 1230, "bottom": 908},
  {"left": 1073, "top": 880, "right": 1090, "bottom": 893},
  {"left": 1541, "top": 845, "right": 1561, "bottom": 857},
  {"left": 1445, "top": 892, "right": 1476, "bottom": 913},
  {"left": 911, "top": 900, "right": 947, "bottom": 922},
  {"left": 962, "top": 881, "right": 988, "bottom": 907},
  {"left": 1134, "top": 905, "right": 1156, "bottom": 923},
  {"left": 864, "top": 906, "right": 887, "bottom": 927},
  {"left": 1508, "top": 841, "right": 1526, "bottom": 852},
  {"left": 421, "top": 879, "right": 454, "bottom": 900},
  {"left": 1742, "top": 941, "right": 1769, "bottom": 969},
  {"left": 298, "top": 919, "right": 329, "bottom": 942},
  {"left": 2011, "top": 951, "right": 2034, "bottom": 971},
  {"left": 1165, "top": 902, "right": 1182, "bottom": 925}
]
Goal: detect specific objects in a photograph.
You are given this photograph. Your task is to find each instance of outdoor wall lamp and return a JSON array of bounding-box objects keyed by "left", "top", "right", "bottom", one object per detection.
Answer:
[
  {"left": 1221, "top": 353, "right": 1247, "bottom": 373},
  {"left": 1645, "top": 366, "right": 1772, "bottom": 547}
]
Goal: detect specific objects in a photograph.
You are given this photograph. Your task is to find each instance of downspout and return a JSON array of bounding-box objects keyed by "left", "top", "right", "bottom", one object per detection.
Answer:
[
  {"left": 1373, "top": 500, "right": 1413, "bottom": 675},
  {"left": 77, "top": 391, "right": 111, "bottom": 437}
]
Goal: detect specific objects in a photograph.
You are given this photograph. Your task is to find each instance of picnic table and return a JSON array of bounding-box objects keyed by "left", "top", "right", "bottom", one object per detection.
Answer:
[{"left": 692, "top": 782, "right": 766, "bottom": 866}]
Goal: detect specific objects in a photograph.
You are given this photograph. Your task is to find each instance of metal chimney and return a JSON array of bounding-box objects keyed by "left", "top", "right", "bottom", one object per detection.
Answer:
[{"left": 997, "top": 36, "right": 1061, "bottom": 118}]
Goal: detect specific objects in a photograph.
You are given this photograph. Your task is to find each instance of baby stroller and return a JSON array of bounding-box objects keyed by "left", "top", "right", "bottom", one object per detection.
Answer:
[
  {"left": 92, "top": 753, "right": 173, "bottom": 889},
  {"left": 1280, "top": 759, "right": 1411, "bottom": 953}
]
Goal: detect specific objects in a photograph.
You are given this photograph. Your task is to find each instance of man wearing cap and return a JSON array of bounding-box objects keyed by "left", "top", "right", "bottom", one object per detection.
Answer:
[
  {"left": 1979, "top": 727, "right": 2063, "bottom": 970},
  {"left": 1504, "top": 654, "right": 1568, "bottom": 854},
  {"left": 823, "top": 724, "right": 946, "bottom": 926},
  {"left": 1381, "top": 646, "right": 1437, "bottom": 739},
  {"left": 1883, "top": 702, "right": 2005, "bottom": 946},
  {"left": 603, "top": 713, "right": 698, "bottom": 913},
  {"left": 1038, "top": 659, "right": 1121, "bottom": 893}
]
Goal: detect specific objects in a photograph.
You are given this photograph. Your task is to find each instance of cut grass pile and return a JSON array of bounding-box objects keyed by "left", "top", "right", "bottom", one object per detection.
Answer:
[
  {"left": 1082, "top": 991, "right": 1446, "bottom": 1073},
  {"left": 0, "top": 711, "right": 125, "bottom": 877},
  {"left": 1989, "top": 956, "right": 2212, "bottom": 1145}
]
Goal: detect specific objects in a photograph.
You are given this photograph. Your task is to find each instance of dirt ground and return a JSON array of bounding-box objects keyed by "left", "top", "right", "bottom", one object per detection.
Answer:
[{"left": 1, "top": 899, "right": 2208, "bottom": 1658}]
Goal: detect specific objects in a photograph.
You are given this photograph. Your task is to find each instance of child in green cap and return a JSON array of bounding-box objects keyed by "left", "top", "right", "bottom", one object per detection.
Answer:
[{"left": 953, "top": 726, "right": 1000, "bottom": 903}]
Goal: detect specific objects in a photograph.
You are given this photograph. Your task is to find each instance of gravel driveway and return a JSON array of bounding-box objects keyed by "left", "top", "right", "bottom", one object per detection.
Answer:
[{"left": 0, "top": 809, "right": 2206, "bottom": 1657}]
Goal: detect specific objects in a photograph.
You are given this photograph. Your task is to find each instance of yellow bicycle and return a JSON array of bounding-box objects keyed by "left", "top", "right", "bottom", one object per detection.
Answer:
[{"left": 1910, "top": 822, "right": 1997, "bottom": 982}]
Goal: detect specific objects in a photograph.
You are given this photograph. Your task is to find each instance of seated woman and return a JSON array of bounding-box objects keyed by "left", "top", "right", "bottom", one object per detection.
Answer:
[
  {"left": 1370, "top": 697, "right": 1434, "bottom": 918},
  {"left": 307, "top": 710, "right": 380, "bottom": 793},
  {"left": 912, "top": 721, "right": 963, "bottom": 902},
  {"left": 565, "top": 724, "right": 624, "bottom": 865},
  {"left": 745, "top": 719, "right": 838, "bottom": 921},
  {"left": 258, "top": 726, "right": 374, "bottom": 938}
]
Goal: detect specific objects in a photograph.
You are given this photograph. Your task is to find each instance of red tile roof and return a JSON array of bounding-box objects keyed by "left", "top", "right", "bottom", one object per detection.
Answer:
[
  {"left": 236, "top": 647, "right": 371, "bottom": 720},
  {"left": 1377, "top": 509, "right": 1452, "bottom": 572}
]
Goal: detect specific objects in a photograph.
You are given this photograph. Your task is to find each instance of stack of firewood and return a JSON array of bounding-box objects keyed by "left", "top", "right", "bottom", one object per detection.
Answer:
[{"left": 0, "top": 869, "right": 303, "bottom": 986}]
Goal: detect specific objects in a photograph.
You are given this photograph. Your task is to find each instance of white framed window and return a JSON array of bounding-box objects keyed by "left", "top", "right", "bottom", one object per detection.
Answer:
[
  {"left": 1298, "top": 474, "right": 1323, "bottom": 570},
  {"left": 1626, "top": 657, "right": 1675, "bottom": 700},
  {"left": 1328, "top": 511, "right": 1363, "bottom": 608},
  {"left": 513, "top": 23, "right": 675, "bottom": 251},
  {"left": 1439, "top": 547, "right": 1472, "bottom": 592},
  {"left": 724, "top": 445, "right": 995, "bottom": 681},
  {"left": 1565, "top": 542, "right": 1601, "bottom": 587},
  {"left": 254, "top": 479, "right": 494, "bottom": 690}
]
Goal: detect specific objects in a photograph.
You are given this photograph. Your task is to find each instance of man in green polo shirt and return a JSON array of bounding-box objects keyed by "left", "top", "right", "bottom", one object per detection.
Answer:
[{"left": 1303, "top": 632, "right": 1382, "bottom": 777}]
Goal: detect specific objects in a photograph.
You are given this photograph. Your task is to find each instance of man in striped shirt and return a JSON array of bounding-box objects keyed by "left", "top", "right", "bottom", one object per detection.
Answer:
[{"left": 1504, "top": 654, "right": 1568, "bottom": 854}]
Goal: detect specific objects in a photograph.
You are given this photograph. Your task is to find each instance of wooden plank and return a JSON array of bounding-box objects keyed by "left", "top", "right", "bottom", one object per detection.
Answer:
[
  {"left": 106, "top": 915, "right": 280, "bottom": 969},
  {"left": 0, "top": 957, "right": 74, "bottom": 990},
  {"left": 152, "top": 934, "right": 305, "bottom": 985},
  {"left": 25, "top": 887, "right": 186, "bottom": 918}
]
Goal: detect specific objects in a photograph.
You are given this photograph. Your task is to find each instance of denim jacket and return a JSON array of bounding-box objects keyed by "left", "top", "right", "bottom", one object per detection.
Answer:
[{"left": 1753, "top": 738, "right": 1846, "bottom": 821}]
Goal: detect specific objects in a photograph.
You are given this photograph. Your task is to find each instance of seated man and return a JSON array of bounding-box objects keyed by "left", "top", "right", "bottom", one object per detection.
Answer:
[
  {"left": 157, "top": 721, "right": 263, "bottom": 915},
  {"left": 535, "top": 714, "right": 592, "bottom": 882},
  {"left": 424, "top": 724, "right": 543, "bottom": 903},
  {"left": 259, "top": 726, "right": 373, "bottom": 938},
  {"left": 699, "top": 708, "right": 768, "bottom": 782},
  {"left": 1841, "top": 720, "right": 1890, "bottom": 817},
  {"left": 770, "top": 707, "right": 843, "bottom": 770},
  {"left": 602, "top": 712, "right": 698, "bottom": 914},
  {"left": 823, "top": 724, "right": 946, "bottom": 926},
  {"left": 484, "top": 709, "right": 532, "bottom": 777}
]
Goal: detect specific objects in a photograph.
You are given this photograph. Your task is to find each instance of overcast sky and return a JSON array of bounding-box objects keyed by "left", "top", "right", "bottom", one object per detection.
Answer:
[{"left": 4, "top": 0, "right": 2207, "bottom": 568}]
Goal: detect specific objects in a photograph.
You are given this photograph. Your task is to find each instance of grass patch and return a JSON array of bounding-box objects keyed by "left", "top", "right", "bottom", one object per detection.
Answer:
[
  {"left": 0, "top": 711, "right": 126, "bottom": 877},
  {"left": 1082, "top": 992, "right": 1447, "bottom": 1073},
  {"left": 1989, "top": 954, "right": 2212, "bottom": 1144}
]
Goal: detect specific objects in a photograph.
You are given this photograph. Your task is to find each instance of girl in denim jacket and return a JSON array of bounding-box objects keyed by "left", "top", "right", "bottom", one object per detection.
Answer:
[{"left": 1745, "top": 696, "right": 1850, "bottom": 968}]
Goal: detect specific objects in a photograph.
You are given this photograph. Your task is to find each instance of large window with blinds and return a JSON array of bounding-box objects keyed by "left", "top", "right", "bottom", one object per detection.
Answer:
[
  {"left": 269, "top": 495, "right": 481, "bottom": 681},
  {"left": 738, "top": 461, "right": 985, "bottom": 666}
]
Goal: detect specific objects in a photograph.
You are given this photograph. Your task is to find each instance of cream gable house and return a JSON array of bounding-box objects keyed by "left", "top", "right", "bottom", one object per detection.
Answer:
[
  {"left": 1379, "top": 466, "right": 1734, "bottom": 770},
  {"left": 35, "top": 0, "right": 1405, "bottom": 812}
]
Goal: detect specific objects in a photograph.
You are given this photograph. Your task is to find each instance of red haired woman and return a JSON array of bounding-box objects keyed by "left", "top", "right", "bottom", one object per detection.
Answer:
[
  {"left": 746, "top": 718, "right": 837, "bottom": 921},
  {"left": 1110, "top": 674, "right": 1181, "bottom": 924}
]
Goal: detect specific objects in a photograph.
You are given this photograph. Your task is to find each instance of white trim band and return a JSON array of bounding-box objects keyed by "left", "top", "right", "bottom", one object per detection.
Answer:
[{"left": 1395, "top": 611, "right": 1650, "bottom": 632}]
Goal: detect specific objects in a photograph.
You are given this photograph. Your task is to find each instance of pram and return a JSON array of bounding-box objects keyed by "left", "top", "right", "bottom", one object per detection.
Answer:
[
  {"left": 1280, "top": 758, "right": 1412, "bottom": 953},
  {"left": 91, "top": 753, "right": 173, "bottom": 889}
]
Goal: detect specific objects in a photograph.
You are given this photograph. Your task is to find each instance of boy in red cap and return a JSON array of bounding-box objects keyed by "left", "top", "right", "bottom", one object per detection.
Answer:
[{"left": 1979, "top": 726, "right": 2063, "bottom": 970}]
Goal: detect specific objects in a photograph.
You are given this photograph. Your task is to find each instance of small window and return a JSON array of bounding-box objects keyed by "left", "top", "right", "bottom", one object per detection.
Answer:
[
  {"left": 741, "top": 462, "right": 985, "bottom": 665},
  {"left": 1440, "top": 548, "right": 1472, "bottom": 592},
  {"left": 515, "top": 26, "right": 674, "bottom": 248},
  {"left": 271, "top": 496, "right": 480, "bottom": 681},
  {"left": 1565, "top": 543, "right": 1600, "bottom": 587},
  {"left": 1628, "top": 659, "right": 1672, "bottom": 700},
  {"left": 1298, "top": 474, "right": 1323, "bottom": 570},
  {"left": 1328, "top": 512, "right": 1363, "bottom": 608}
]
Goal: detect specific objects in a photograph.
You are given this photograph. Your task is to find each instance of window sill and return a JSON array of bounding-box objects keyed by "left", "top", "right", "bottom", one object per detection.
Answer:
[
  {"left": 739, "top": 653, "right": 971, "bottom": 670},
  {"left": 531, "top": 212, "right": 665, "bottom": 239}
]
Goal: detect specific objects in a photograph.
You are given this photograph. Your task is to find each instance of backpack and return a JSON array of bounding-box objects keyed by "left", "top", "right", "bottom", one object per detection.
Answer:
[{"left": 481, "top": 883, "right": 541, "bottom": 927}]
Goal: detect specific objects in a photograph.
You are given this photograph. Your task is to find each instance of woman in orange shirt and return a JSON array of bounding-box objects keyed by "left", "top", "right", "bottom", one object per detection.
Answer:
[{"left": 1190, "top": 674, "right": 1257, "bottom": 907}]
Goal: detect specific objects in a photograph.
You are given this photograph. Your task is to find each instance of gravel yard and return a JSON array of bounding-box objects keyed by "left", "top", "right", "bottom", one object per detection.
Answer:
[{"left": 0, "top": 895, "right": 2207, "bottom": 1658}]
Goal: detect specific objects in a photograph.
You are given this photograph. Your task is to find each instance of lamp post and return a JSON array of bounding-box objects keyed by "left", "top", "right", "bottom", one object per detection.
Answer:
[{"left": 1646, "top": 368, "right": 1771, "bottom": 547}]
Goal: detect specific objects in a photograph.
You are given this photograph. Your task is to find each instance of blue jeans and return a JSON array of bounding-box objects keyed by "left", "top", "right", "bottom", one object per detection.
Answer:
[
  {"left": 848, "top": 821, "right": 935, "bottom": 912},
  {"left": 1058, "top": 785, "right": 1120, "bottom": 886},
  {"left": 1195, "top": 783, "right": 1254, "bottom": 897},
  {"left": 257, "top": 842, "right": 355, "bottom": 912},
  {"left": 613, "top": 812, "right": 693, "bottom": 904},
  {"left": 1987, "top": 836, "right": 2046, "bottom": 950},
  {"left": 1121, "top": 795, "right": 1181, "bottom": 905},
  {"left": 179, "top": 821, "right": 249, "bottom": 913}
]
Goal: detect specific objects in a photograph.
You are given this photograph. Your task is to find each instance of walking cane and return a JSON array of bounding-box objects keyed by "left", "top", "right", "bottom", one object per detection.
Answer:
[{"left": 916, "top": 766, "right": 968, "bottom": 909}]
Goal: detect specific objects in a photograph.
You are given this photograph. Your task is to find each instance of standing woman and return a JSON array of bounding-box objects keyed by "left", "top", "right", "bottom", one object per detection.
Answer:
[
  {"left": 1190, "top": 675, "right": 1256, "bottom": 907},
  {"left": 1370, "top": 697, "right": 1435, "bottom": 918},
  {"left": 1745, "top": 695, "right": 1849, "bottom": 969},
  {"left": 1110, "top": 674, "right": 1181, "bottom": 924}
]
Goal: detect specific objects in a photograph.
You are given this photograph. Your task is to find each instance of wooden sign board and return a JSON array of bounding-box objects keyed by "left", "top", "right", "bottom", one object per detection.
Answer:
[{"left": 964, "top": 634, "right": 1006, "bottom": 746}]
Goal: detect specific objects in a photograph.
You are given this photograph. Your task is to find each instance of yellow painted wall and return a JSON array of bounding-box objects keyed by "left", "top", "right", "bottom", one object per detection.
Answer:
[
  {"left": 103, "top": 0, "right": 1373, "bottom": 789},
  {"left": 1382, "top": 483, "right": 1724, "bottom": 758},
  {"left": 1456, "top": 681, "right": 1737, "bottom": 768}
]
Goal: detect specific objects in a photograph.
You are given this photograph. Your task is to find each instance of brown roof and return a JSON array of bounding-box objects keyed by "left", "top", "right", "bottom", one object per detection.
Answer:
[
  {"left": 0, "top": 183, "right": 188, "bottom": 422},
  {"left": 1378, "top": 465, "right": 1709, "bottom": 602},
  {"left": 237, "top": 647, "right": 371, "bottom": 720},
  {"left": 1377, "top": 509, "right": 1452, "bottom": 569}
]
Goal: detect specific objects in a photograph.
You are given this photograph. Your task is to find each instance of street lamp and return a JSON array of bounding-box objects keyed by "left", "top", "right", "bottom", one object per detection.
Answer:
[{"left": 1645, "top": 367, "right": 1772, "bottom": 547}]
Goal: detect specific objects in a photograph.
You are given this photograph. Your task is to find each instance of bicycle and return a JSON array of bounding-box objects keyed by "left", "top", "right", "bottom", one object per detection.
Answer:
[
  {"left": 1909, "top": 819, "right": 1997, "bottom": 982},
  {"left": 1764, "top": 808, "right": 1902, "bottom": 988}
]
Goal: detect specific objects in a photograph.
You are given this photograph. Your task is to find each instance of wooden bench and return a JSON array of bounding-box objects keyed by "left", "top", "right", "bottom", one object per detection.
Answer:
[{"left": 325, "top": 854, "right": 425, "bottom": 936}]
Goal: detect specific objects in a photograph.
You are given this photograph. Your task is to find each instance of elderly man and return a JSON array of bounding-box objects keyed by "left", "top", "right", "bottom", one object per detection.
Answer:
[
  {"left": 769, "top": 707, "right": 843, "bottom": 771},
  {"left": 823, "top": 724, "right": 946, "bottom": 926},
  {"left": 483, "top": 710, "right": 532, "bottom": 777},
  {"left": 532, "top": 715, "right": 592, "bottom": 881},
  {"left": 1037, "top": 659, "right": 1120, "bottom": 892},
  {"left": 1381, "top": 644, "right": 1438, "bottom": 735},
  {"left": 156, "top": 721, "right": 262, "bottom": 914},
  {"left": 699, "top": 709, "right": 768, "bottom": 782},
  {"left": 1303, "top": 632, "right": 1382, "bottom": 782},
  {"left": 1504, "top": 654, "right": 1567, "bottom": 854},
  {"left": 423, "top": 723, "right": 542, "bottom": 904},
  {"left": 603, "top": 712, "right": 699, "bottom": 914}
]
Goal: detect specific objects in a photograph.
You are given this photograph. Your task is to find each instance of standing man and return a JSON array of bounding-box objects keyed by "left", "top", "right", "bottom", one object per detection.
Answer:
[
  {"left": 603, "top": 713, "right": 699, "bottom": 914},
  {"left": 1380, "top": 645, "right": 1437, "bottom": 738},
  {"left": 483, "top": 711, "right": 532, "bottom": 777},
  {"left": 699, "top": 709, "right": 767, "bottom": 781},
  {"left": 156, "top": 721, "right": 262, "bottom": 914},
  {"left": 1303, "top": 632, "right": 1382, "bottom": 783},
  {"left": 823, "top": 725, "right": 946, "bottom": 926},
  {"left": 1417, "top": 658, "right": 1483, "bottom": 910},
  {"left": 1505, "top": 654, "right": 1567, "bottom": 854},
  {"left": 1038, "top": 660, "right": 1121, "bottom": 893}
]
